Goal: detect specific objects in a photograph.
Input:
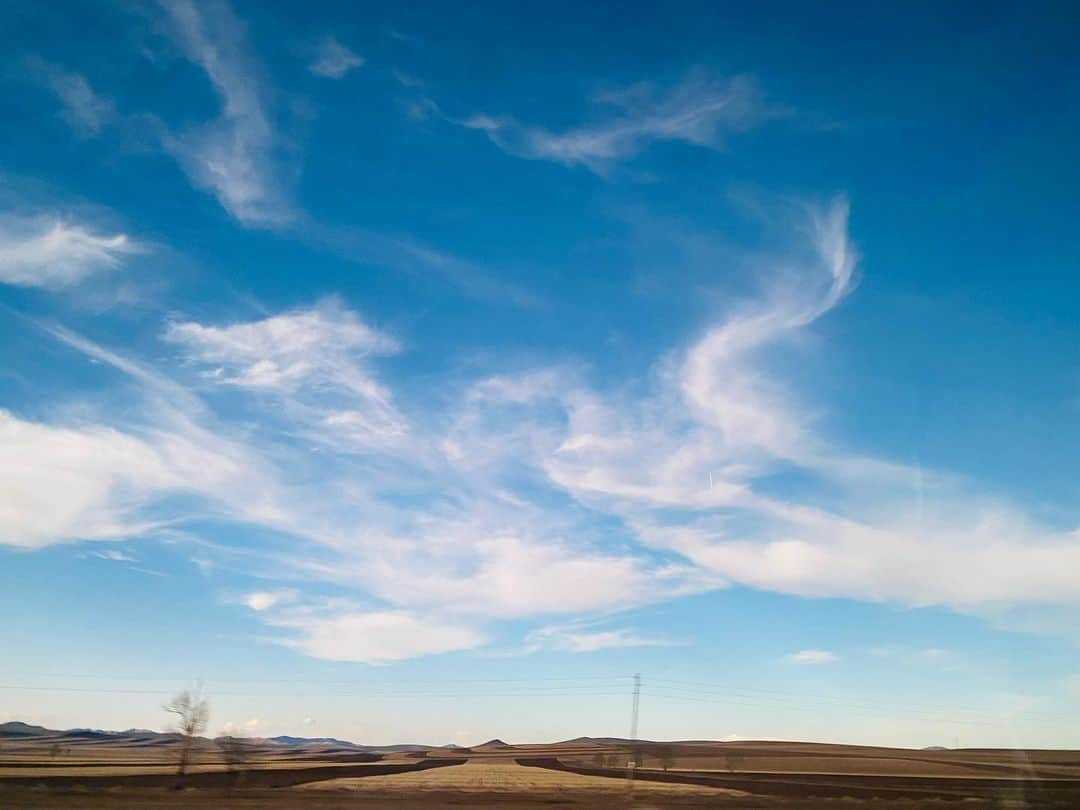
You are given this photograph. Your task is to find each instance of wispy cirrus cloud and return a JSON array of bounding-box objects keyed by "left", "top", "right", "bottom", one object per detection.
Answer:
[
  {"left": 7, "top": 196, "right": 1080, "bottom": 663},
  {"left": 524, "top": 622, "right": 680, "bottom": 654},
  {"left": 0, "top": 322, "right": 288, "bottom": 549},
  {"left": 4, "top": 304, "right": 704, "bottom": 659},
  {"left": 148, "top": 1, "right": 531, "bottom": 306},
  {"left": 91, "top": 549, "right": 137, "bottom": 562},
  {"left": 11, "top": 1, "right": 520, "bottom": 309},
  {"left": 445, "top": 197, "right": 1080, "bottom": 617},
  {"left": 156, "top": 0, "right": 290, "bottom": 226},
  {"left": 309, "top": 37, "right": 363, "bottom": 78},
  {"left": 164, "top": 299, "right": 398, "bottom": 394},
  {"left": 302, "top": 221, "right": 542, "bottom": 308},
  {"left": 461, "top": 71, "right": 776, "bottom": 173},
  {"left": 0, "top": 215, "right": 140, "bottom": 289},
  {"left": 28, "top": 59, "right": 114, "bottom": 137},
  {"left": 164, "top": 299, "right": 407, "bottom": 449}
]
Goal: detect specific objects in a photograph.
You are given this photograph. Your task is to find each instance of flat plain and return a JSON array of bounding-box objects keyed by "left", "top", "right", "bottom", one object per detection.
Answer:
[{"left": 4, "top": 724, "right": 1080, "bottom": 808}]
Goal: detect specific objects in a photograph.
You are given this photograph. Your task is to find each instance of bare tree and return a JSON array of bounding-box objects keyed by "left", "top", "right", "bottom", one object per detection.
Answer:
[
  {"left": 217, "top": 734, "right": 251, "bottom": 793},
  {"left": 164, "top": 687, "right": 209, "bottom": 786},
  {"left": 657, "top": 744, "right": 674, "bottom": 771}
]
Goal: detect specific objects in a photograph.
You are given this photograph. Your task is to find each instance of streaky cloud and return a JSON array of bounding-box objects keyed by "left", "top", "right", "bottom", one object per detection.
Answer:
[
  {"left": 156, "top": 0, "right": 291, "bottom": 226},
  {"left": 164, "top": 299, "right": 408, "bottom": 450},
  {"left": 309, "top": 37, "right": 364, "bottom": 78},
  {"left": 304, "top": 221, "right": 543, "bottom": 308},
  {"left": 460, "top": 71, "right": 777, "bottom": 173},
  {"left": 28, "top": 58, "right": 114, "bottom": 137},
  {"left": 451, "top": 197, "right": 1080, "bottom": 614},
  {"left": 0, "top": 215, "right": 140, "bottom": 289}
]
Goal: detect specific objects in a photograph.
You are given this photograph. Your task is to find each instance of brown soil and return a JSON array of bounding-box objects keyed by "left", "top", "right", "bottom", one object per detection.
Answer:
[{"left": 4, "top": 736, "right": 1080, "bottom": 808}]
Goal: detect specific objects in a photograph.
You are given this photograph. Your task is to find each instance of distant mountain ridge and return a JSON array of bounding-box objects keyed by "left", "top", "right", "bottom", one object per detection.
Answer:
[
  {"left": 270, "top": 735, "right": 358, "bottom": 748},
  {"left": 1, "top": 720, "right": 439, "bottom": 752},
  {"left": 1, "top": 722, "right": 965, "bottom": 752}
]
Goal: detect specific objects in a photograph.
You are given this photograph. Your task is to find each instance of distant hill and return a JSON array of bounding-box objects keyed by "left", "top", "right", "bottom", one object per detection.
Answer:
[
  {"left": 270, "top": 735, "right": 358, "bottom": 748},
  {"left": 360, "top": 743, "right": 435, "bottom": 753},
  {"left": 0, "top": 721, "right": 51, "bottom": 737},
  {"left": 477, "top": 738, "right": 510, "bottom": 747},
  {"left": 63, "top": 729, "right": 120, "bottom": 740},
  {"left": 268, "top": 736, "right": 433, "bottom": 753},
  {"left": 560, "top": 736, "right": 635, "bottom": 746},
  {"left": 0, "top": 721, "right": 444, "bottom": 752}
]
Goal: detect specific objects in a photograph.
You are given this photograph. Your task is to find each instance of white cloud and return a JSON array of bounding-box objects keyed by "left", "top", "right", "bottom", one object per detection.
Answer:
[
  {"left": 357, "top": 533, "right": 706, "bottom": 620},
  {"left": 165, "top": 300, "right": 397, "bottom": 393},
  {"left": 31, "top": 60, "right": 114, "bottom": 137},
  {"left": 275, "top": 610, "right": 486, "bottom": 664},
  {"left": 0, "top": 409, "right": 224, "bottom": 547},
  {"left": 461, "top": 71, "right": 774, "bottom": 173},
  {"left": 157, "top": 0, "right": 289, "bottom": 225},
  {"left": 678, "top": 198, "right": 856, "bottom": 458},
  {"left": 525, "top": 623, "right": 678, "bottom": 653},
  {"left": 309, "top": 37, "right": 363, "bottom": 78},
  {"left": 221, "top": 717, "right": 260, "bottom": 735},
  {"left": 640, "top": 511, "right": 1080, "bottom": 609},
  {"left": 449, "top": 201, "right": 857, "bottom": 517},
  {"left": 0, "top": 328, "right": 288, "bottom": 549},
  {"left": 91, "top": 549, "right": 137, "bottom": 562},
  {"left": 12, "top": 195, "right": 1080, "bottom": 665},
  {"left": 0, "top": 216, "right": 139, "bottom": 289},
  {"left": 0, "top": 402, "right": 291, "bottom": 549},
  {"left": 244, "top": 589, "right": 297, "bottom": 611},
  {"left": 149, "top": 2, "right": 530, "bottom": 301},
  {"left": 787, "top": 649, "right": 837, "bottom": 664},
  {"left": 446, "top": 197, "right": 1080, "bottom": 617},
  {"left": 165, "top": 299, "right": 407, "bottom": 449}
]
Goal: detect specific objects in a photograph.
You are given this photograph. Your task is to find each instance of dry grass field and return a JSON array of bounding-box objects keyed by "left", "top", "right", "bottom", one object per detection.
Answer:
[
  {"left": 5, "top": 727, "right": 1080, "bottom": 808},
  {"left": 298, "top": 756, "right": 742, "bottom": 796}
]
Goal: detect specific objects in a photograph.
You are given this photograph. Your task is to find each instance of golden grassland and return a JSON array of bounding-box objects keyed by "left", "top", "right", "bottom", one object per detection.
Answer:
[
  {"left": 5, "top": 733, "right": 1080, "bottom": 808},
  {"left": 298, "top": 756, "right": 741, "bottom": 795}
]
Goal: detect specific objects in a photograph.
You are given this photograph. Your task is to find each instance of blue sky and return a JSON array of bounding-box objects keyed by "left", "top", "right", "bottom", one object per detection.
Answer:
[{"left": 2, "top": 0, "right": 1079, "bottom": 747}]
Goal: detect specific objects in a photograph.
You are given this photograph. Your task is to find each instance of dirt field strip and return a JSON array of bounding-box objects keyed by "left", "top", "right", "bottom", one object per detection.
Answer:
[
  {"left": 0, "top": 758, "right": 464, "bottom": 791},
  {"left": 299, "top": 756, "right": 746, "bottom": 796}
]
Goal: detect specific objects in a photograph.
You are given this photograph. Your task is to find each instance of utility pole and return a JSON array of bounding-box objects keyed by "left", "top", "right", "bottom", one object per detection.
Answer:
[{"left": 627, "top": 672, "right": 641, "bottom": 793}]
